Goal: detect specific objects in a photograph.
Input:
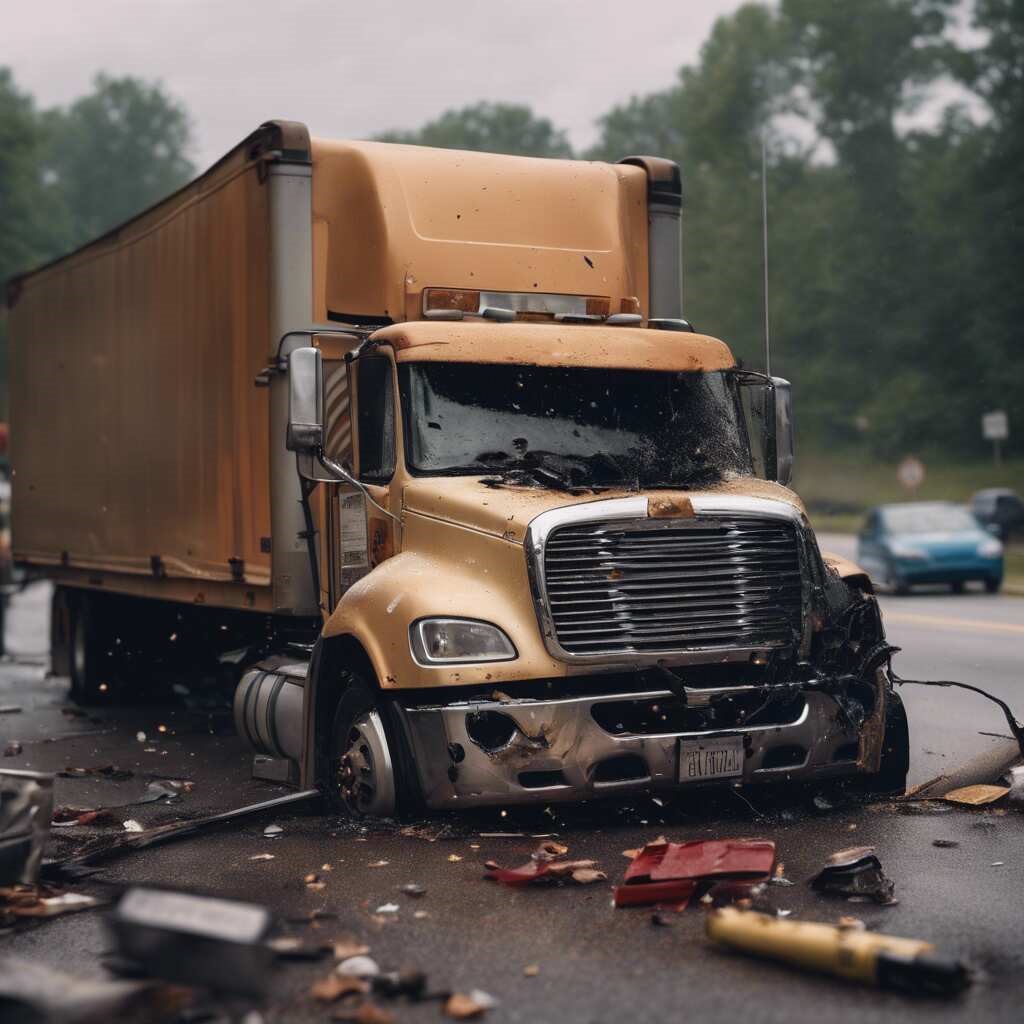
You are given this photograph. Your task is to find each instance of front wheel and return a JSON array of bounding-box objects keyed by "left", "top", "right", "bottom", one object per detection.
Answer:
[
  {"left": 326, "top": 674, "right": 399, "bottom": 817},
  {"left": 985, "top": 577, "right": 1002, "bottom": 594},
  {"left": 857, "top": 691, "right": 910, "bottom": 796}
]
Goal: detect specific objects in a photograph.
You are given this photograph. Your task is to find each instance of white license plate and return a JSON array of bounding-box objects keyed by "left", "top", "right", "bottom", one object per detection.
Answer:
[{"left": 678, "top": 736, "right": 745, "bottom": 782}]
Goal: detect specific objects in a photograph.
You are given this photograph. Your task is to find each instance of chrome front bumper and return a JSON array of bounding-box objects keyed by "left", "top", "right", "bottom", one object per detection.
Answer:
[{"left": 399, "top": 687, "right": 866, "bottom": 810}]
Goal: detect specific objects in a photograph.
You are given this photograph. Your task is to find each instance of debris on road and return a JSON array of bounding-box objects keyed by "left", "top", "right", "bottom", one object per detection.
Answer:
[
  {"left": 445, "top": 989, "right": 498, "bottom": 1019},
  {"left": 312, "top": 972, "right": 369, "bottom": 1001},
  {"left": 0, "top": 768, "right": 54, "bottom": 884},
  {"left": 337, "top": 955, "right": 381, "bottom": 978},
  {"left": 264, "top": 823, "right": 285, "bottom": 838},
  {"left": 333, "top": 939, "right": 372, "bottom": 959},
  {"left": 123, "top": 819, "right": 145, "bottom": 832},
  {"left": 707, "top": 907, "right": 971, "bottom": 996},
  {"left": 1, "top": 883, "right": 102, "bottom": 920},
  {"left": 614, "top": 838, "right": 775, "bottom": 909},
  {"left": 932, "top": 839, "right": 960, "bottom": 848},
  {"left": 485, "top": 840, "right": 605, "bottom": 886},
  {"left": 3, "top": 741, "right": 22, "bottom": 756},
  {"left": 43, "top": 788, "right": 320, "bottom": 876},
  {"left": 51, "top": 805, "right": 120, "bottom": 827},
  {"left": 942, "top": 784, "right": 1009, "bottom": 806},
  {"left": 0, "top": 705, "right": 22, "bottom": 714},
  {"left": 399, "top": 882, "right": 426, "bottom": 897},
  {"left": 59, "top": 763, "right": 134, "bottom": 781},
  {"left": 811, "top": 846, "right": 896, "bottom": 905},
  {"left": 109, "top": 887, "right": 275, "bottom": 996},
  {"left": 0, "top": 956, "right": 186, "bottom": 1022}
]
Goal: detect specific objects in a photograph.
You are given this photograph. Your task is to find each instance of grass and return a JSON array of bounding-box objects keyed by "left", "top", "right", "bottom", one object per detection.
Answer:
[{"left": 792, "top": 451, "right": 1024, "bottom": 587}]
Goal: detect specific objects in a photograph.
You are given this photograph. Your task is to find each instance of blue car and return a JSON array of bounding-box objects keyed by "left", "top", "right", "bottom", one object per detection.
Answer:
[{"left": 856, "top": 501, "right": 1004, "bottom": 594}]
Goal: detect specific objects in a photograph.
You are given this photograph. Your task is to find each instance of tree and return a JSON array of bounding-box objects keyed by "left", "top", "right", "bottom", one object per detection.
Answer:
[
  {"left": 375, "top": 102, "right": 573, "bottom": 158},
  {"left": 42, "top": 74, "right": 195, "bottom": 245}
]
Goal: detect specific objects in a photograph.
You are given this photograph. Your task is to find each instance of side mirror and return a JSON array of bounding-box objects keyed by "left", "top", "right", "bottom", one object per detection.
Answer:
[
  {"left": 286, "top": 347, "right": 324, "bottom": 452},
  {"left": 771, "top": 377, "right": 794, "bottom": 487}
]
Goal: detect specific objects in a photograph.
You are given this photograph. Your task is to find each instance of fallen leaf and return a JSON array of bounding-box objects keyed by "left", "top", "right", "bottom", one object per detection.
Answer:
[
  {"left": 445, "top": 990, "right": 497, "bottom": 1020},
  {"left": 311, "top": 974, "right": 369, "bottom": 1002},
  {"left": 570, "top": 868, "right": 607, "bottom": 885},
  {"left": 332, "top": 939, "right": 371, "bottom": 959},
  {"left": 332, "top": 1002, "right": 394, "bottom": 1024}
]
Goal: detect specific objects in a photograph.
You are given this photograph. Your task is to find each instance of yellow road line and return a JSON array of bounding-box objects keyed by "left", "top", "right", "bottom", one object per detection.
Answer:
[{"left": 885, "top": 611, "right": 1024, "bottom": 636}]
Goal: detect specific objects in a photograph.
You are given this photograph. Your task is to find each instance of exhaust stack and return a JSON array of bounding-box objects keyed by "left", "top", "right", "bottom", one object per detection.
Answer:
[{"left": 618, "top": 156, "right": 683, "bottom": 321}]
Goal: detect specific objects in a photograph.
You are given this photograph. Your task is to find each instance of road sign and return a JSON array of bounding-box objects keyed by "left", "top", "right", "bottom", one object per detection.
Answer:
[
  {"left": 897, "top": 456, "right": 925, "bottom": 491},
  {"left": 982, "top": 410, "right": 1008, "bottom": 441}
]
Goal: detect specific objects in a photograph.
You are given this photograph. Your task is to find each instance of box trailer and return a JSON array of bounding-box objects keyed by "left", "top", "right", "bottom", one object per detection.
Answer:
[{"left": 8, "top": 121, "right": 908, "bottom": 811}]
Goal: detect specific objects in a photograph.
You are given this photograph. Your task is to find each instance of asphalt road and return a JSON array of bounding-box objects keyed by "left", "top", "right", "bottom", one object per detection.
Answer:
[{"left": 2, "top": 570, "right": 1023, "bottom": 1024}]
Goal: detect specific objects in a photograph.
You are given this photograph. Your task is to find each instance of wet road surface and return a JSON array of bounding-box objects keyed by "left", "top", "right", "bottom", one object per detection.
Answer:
[{"left": 2, "top": 578, "right": 1023, "bottom": 1023}]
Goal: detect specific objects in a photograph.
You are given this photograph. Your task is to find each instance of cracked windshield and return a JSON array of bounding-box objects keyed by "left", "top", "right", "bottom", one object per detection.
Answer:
[{"left": 400, "top": 362, "right": 753, "bottom": 489}]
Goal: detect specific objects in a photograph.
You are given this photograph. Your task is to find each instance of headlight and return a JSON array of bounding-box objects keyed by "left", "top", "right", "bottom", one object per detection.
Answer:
[
  {"left": 977, "top": 538, "right": 1003, "bottom": 558},
  {"left": 889, "top": 543, "right": 928, "bottom": 561},
  {"left": 410, "top": 618, "right": 517, "bottom": 665}
]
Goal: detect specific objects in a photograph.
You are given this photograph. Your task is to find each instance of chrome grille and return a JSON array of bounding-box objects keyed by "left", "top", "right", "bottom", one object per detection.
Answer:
[{"left": 541, "top": 516, "right": 803, "bottom": 656}]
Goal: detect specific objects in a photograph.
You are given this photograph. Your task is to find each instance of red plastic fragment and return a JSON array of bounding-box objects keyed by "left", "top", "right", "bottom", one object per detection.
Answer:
[{"left": 614, "top": 838, "right": 775, "bottom": 909}]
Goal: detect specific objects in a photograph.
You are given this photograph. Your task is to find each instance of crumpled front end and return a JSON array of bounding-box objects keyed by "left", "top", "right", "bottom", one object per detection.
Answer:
[{"left": 395, "top": 493, "right": 896, "bottom": 810}]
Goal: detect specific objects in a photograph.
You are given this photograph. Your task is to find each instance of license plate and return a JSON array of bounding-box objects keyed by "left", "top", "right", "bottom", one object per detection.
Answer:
[{"left": 678, "top": 736, "right": 744, "bottom": 782}]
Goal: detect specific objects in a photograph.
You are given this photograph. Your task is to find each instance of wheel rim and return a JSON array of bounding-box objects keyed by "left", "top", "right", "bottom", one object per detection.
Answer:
[{"left": 335, "top": 709, "right": 396, "bottom": 817}]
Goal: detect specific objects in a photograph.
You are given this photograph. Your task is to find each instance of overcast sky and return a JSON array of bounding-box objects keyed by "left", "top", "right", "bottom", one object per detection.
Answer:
[{"left": 5, "top": 0, "right": 748, "bottom": 170}]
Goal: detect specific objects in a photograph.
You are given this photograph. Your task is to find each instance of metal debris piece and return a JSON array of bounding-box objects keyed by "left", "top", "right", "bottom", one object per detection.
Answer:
[
  {"left": 137, "top": 779, "right": 190, "bottom": 804},
  {"left": 264, "top": 823, "right": 285, "bottom": 838},
  {"left": 250, "top": 853, "right": 275, "bottom": 861},
  {"left": 375, "top": 903, "right": 399, "bottom": 914},
  {"left": 1, "top": 769, "right": 54, "bottom": 885},
  {"left": 445, "top": 990, "right": 498, "bottom": 1019},
  {"left": 811, "top": 846, "right": 896, "bottom": 905},
  {"left": 943, "top": 784, "right": 1010, "bottom": 806},
  {"left": 399, "top": 883, "right": 426, "bottom": 897},
  {"left": 109, "top": 887, "right": 275, "bottom": 996},
  {"left": 337, "top": 955, "right": 380, "bottom": 978}
]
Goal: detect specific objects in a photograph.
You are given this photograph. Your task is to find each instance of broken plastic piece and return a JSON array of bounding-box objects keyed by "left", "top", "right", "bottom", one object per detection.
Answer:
[
  {"left": 110, "top": 887, "right": 274, "bottom": 995},
  {"left": 812, "top": 846, "right": 896, "bottom": 905}
]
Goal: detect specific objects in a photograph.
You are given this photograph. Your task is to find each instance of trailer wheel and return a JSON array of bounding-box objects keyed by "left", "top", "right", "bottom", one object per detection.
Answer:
[
  {"left": 69, "top": 593, "right": 115, "bottom": 704},
  {"left": 326, "top": 672, "right": 398, "bottom": 818}
]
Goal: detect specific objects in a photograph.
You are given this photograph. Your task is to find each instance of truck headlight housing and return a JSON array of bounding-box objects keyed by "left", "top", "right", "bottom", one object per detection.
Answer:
[{"left": 410, "top": 618, "right": 517, "bottom": 666}]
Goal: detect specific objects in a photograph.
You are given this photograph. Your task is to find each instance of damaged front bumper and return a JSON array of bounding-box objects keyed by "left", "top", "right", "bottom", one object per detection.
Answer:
[{"left": 398, "top": 681, "right": 885, "bottom": 810}]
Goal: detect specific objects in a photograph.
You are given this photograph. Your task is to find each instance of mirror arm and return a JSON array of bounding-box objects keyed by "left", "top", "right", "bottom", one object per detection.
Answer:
[{"left": 318, "top": 453, "right": 401, "bottom": 526}]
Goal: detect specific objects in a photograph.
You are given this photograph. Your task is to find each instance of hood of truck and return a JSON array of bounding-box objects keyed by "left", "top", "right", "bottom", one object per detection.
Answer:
[{"left": 402, "top": 475, "right": 806, "bottom": 544}]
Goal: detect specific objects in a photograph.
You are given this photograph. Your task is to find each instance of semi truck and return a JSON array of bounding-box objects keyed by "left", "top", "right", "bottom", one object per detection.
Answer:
[{"left": 7, "top": 120, "right": 909, "bottom": 814}]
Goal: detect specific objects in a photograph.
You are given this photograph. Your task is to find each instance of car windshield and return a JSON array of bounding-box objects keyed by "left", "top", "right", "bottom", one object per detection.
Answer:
[
  {"left": 882, "top": 505, "right": 980, "bottom": 534},
  {"left": 398, "top": 362, "right": 753, "bottom": 490}
]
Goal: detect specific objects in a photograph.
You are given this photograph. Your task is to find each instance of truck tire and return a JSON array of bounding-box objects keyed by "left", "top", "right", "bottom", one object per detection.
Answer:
[
  {"left": 858, "top": 691, "right": 910, "bottom": 797},
  {"left": 325, "top": 671, "right": 401, "bottom": 818},
  {"left": 68, "top": 592, "right": 115, "bottom": 704}
]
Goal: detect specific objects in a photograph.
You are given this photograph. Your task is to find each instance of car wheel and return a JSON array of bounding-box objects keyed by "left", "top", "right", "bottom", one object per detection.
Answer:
[
  {"left": 885, "top": 562, "right": 910, "bottom": 595},
  {"left": 325, "top": 672, "right": 399, "bottom": 818},
  {"left": 985, "top": 577, "right": 1002, "bottom": 594},
  {"left": 951, "top": 580, "right": 965, "bottom": 594}
]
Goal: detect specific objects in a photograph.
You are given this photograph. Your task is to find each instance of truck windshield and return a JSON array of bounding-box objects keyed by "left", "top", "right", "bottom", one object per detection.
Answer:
[{"left": 398, "top": 362, "right": 753, "bottom": 489}]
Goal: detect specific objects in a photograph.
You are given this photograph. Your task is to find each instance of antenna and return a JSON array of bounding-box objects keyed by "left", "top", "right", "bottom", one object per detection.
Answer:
[{"left": 761, "top": 133, "right": 771, "bottom": 378}]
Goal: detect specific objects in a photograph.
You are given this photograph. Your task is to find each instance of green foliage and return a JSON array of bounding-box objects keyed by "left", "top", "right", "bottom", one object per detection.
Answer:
[
  {"left": 375, "top": 102, "right": 572, "bottom": 158},
  {"left": 41, "top": 74, "right": 195, "bottom": 245}
]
